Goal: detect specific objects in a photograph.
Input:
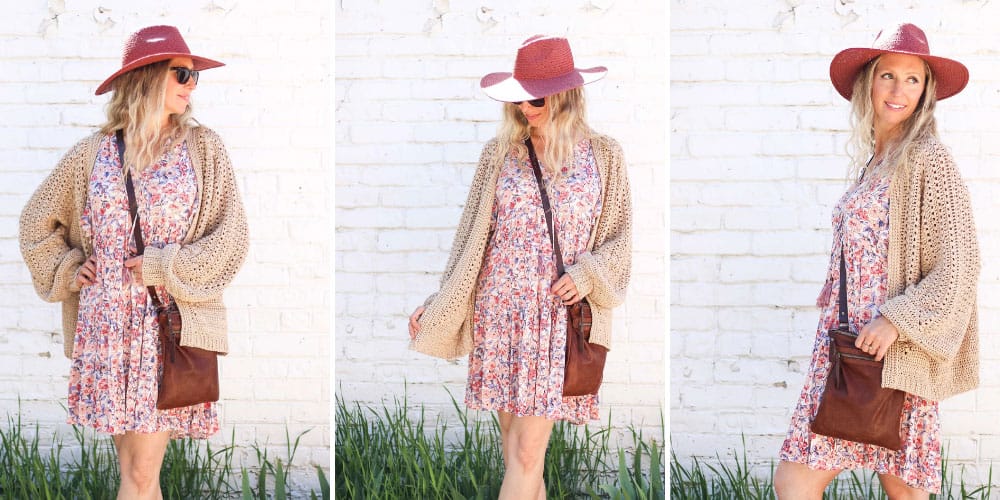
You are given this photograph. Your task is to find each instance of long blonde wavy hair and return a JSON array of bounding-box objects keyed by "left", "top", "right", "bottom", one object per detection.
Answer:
[
  {"left": 495, "top": 87, "right": 594, "bottom": 175},
  {"left": 99, "top": 60, "right": 194, "bottom": 172},
  {"left": 846, "top": 55, "right": 939, "bottom": 182}
]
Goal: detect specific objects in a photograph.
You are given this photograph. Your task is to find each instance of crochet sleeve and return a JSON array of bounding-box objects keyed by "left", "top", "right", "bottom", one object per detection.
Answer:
[
  {"left": 565, "top": 136, "right": 632, "bottom": 308},
  {"left": 19, "top": 141, "right": 87, "bottom": 303},
  {"left": 878, "top": 147, "right": 980, "bottom": 362},
  {"left": 422, "top": 140, "right": 499, "bottom": 308},
  {"left": 141, "top": 128, "right": 249, "bottom": 302}
]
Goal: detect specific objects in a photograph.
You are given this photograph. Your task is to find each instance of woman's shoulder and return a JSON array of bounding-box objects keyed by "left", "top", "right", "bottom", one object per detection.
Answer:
[
  {"left": 590, "top": 133, "right": 623, "bottom": 153},
  {"left": 54, "top": 131, "right": 106, "bottom": 170},
  {"left": 901, "top": 135, "right": 967, "bottom": 188},
  {"left": 911, "top": 135, "right": 954, "bottom": 164},
  {"left": 188, "top": 125, "right": 225, "bottom": 146},
  {"left": 588, "top": 133, "right": 626, "bottom": 173},
  {"left": 69, "top": 131, "right": 106, "bottom": 154},
  {"left": 481, "top": 137, "right": 502, "bottom": 155},
  {"left": 475, "top": 138, "right": 506, "bottom": 172}
]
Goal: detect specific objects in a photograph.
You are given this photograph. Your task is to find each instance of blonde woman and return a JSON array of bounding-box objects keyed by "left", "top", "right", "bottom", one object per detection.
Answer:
[
  {"left": 19, "top": 26, "right": 248, "bottom": 498},
  {"left": 775, "top": 23, "right": 979, "bottom": 498},
  {"left": 408, "top": 35, "right": 632, "bottom": 498}
]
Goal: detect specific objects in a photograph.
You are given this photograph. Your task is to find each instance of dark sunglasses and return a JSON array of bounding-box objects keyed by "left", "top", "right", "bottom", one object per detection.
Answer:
[
  {"left": 512, "top": 97, "right": 545, "bottom": 107},
  {"left": 170, "top": 67, "right": 200, "bottom": 85}
]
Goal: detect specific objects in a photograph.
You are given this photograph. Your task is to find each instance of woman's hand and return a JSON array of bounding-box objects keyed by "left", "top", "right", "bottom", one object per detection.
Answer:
[
  {"left": 408, "top": 306, "right": 425, "bottom": 340},
  {"left": 124, "top": 255, "right": 144, "bottom": 286},
  {"left": 856, "top": 315, "right": 900, "bottom": 362},
  {"left": 552, "top": 274, "right": 582, "bottom": 305},
  {"left": 75, "top": 255, "right": 98, "bottom": 287}
]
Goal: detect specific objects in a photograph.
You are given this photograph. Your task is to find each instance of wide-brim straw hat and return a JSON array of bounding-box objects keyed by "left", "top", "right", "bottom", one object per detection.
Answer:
[
  {"left": 480, "top": 35, "right": 607, "bottom": 102},
  {"left": 829, "top": 22, "right": 968, "bottom": 101},
  {"left": 96, "top": 25, "right": 224, "bottom": 95}
]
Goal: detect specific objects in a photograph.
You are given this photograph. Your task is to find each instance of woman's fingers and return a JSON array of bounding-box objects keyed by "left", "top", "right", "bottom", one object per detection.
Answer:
[
  {"left": 856, "top": 315, "right": 900, "bottom": 362},
  {"left": 408, "top": 306, "right": 425, "bottom": 339},
  {"left": 550, "top": 274, "right": 579, "bottom": 304},
  {"left": 874, "top": 343, "right": 891, "bottom": 362},
  {"left": 124, "top": 255, "right": 143, "bottom": 285},
  {"left": 76, "top": 256, "right": 98, "bottom": 286}
]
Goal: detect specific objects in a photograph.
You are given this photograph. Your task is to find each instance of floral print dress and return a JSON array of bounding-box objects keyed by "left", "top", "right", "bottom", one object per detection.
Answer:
[
  {"left": 67, "top": 133, "right": 218, "bottom": 439},
  {"left": 779, "top": 173, "right": 941, "bottom": 493},
  {"left": 465, "top": 139, "right": 602, "bottom": 424}
]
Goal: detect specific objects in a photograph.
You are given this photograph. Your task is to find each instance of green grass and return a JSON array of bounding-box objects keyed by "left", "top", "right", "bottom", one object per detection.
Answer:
[
  {"left": 0, "top": 412, "right": 329, "bottom": 499},
  {"left": 334, "top": 388, "right": 665, "bottom": 499},
  {"left": 670, "top": 437, "right": 993, "bottom": 499}
]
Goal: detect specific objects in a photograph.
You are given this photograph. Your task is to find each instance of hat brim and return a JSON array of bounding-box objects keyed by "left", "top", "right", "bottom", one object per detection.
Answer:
[
  {"left": 829, "top": 47, "right": 968, "bottom": 101},
  {"left": 95, "top": 53, "right": 225, "bottom": 95},
  {"left": 480, "top": 66, "right": 607, "bottom": 102}
]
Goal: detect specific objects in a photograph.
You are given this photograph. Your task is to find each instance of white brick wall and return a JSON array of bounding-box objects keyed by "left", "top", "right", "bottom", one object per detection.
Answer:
[
  {"left": 672, "top": 0, "right": 1000, "bottom": 487},
  {"left": 0, "top": 1, "right": 329, "bottom": 494},
  {"left": 335, "top": 0, "right": 667, "bottom": 447}
]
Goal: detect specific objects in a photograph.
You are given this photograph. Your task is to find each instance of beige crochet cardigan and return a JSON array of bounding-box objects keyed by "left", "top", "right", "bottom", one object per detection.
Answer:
[
  {"left": 19, "top": 127, "right": 249, "bottom": 358},
  {"left": 872, "top": 136, "right": 980, "bottom": 401},
  {"left": 411, "top": 134, "right": 632, "bottom": 359}
]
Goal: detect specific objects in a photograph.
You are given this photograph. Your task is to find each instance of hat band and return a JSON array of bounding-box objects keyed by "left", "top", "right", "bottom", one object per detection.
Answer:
[{"left": 513, "top": 66, "right": 578, "bottom": 81}]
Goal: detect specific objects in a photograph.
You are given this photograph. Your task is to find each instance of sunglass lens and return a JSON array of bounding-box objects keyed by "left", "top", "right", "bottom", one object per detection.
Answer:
[
  {"left": 171, "top": 67, "right": 199, "bottom": 85},
  {"left": 512, "top": 98, "right": 546, "bottom": 107}
]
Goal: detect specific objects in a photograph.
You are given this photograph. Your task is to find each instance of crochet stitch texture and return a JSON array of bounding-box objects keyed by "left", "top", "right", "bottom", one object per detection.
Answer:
[
  {"left": 411, "top": 134, "right": 632, "bottom": 360},
  {"left": 19, "top": 127, "right": 249, "bottom": 358},
  {"left": 876, "top": 136, "right": 980, "bottom": 401}
]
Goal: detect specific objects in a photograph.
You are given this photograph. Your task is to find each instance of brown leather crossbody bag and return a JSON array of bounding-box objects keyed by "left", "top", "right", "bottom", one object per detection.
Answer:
[
  {"left": 117, "top": 130, "right": 219, "bottom": 410},
  {"left": 810, "top": 249, "right": 905, "bottom": 450}
]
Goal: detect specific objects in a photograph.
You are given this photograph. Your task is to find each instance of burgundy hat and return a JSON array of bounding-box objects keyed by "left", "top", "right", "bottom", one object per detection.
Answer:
[
  {"left": 480, "top": 35, "right": 607, "bottom": 102},
  {"left": 829, "top": 23, "right": 968, "bottom": 101},
  {"left": 95, "top": 25, "right": 224, "bottom": 95}
]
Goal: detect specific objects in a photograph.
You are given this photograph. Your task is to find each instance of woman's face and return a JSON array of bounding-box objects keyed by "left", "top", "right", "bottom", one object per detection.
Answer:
[
  {"left": 163, "top": 57, "right": 196, "bottom": 118},
  {"left": 517, "top": 97, "right": 550, "bottom": 130},
  {"left": 870, "top": 53, "right": 927, "bottom": 139}
]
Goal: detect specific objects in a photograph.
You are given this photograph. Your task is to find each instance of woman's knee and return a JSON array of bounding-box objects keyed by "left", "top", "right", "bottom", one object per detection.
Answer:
[
  {"left": 122, "top": 455, "right": 160, "bottom": 490},
  {"left": 512, "top": 439, "right": 547, "bottom": 471},
  {"left": 116, "top": 432, "right": 169, "bottom": 490},
  {"left": 509, "top": 428, "right": 551, "bottom": 471}
]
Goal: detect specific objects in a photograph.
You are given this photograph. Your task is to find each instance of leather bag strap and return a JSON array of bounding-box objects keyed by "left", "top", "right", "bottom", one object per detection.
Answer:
[
  {"left": 525, "top": 138, "right": 565, "bottom": 275},
  {"left": 837, "top": 154, "right": 877, "bottom": 330},
  {"left": 117, "top": 129, "right": 164, "bottom": 309},
  {"left": 838, "top": 248, "right": 848, "bottom": 330}
]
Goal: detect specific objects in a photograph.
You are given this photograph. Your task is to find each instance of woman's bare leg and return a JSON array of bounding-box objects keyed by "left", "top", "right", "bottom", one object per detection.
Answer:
[
  {"left": 113, "top": 431, "right": 171, "bottom": 500},
  {"left": 878, "top": 472, "right": 930, "bottom": 500},
  {"left": 774, "top": 460, "right": 842, "bottom": 500},
  {"left": 497, "top": 412, "right": 554, "bottom": 500}
]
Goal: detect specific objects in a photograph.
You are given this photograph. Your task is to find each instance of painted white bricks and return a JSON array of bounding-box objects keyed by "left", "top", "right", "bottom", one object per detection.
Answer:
[
  {"left": 336, "top": 0, "right": 667, "bottom": 453},
  {"left": 0, "top": 1, "right": 329, "bottom": 495},
  {"left": 672, "top": 0, "right": 1000, "bottom": 488}
]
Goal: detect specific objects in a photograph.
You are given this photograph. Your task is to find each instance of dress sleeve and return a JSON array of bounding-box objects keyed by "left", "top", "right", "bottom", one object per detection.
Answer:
[
  {"left": 141, "top": 128, "right": 250, "bottom": 302},
  {"left": 878, "top": 147, "right": 980, "bottom": 362},
  {"left": 19, "top": 141, "right": 89, "bottom": 302},
  {"left": 565, "top": 136, "right": 632, "bottom": 308}
]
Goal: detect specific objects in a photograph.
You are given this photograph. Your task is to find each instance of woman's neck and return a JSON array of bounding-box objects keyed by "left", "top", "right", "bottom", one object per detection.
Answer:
[
  {"left": 873, "top": 124, "right": 902, "bottom": 159},
  {"left": 529, "top": 128, "right": 549, "bottom": 154},
  {"left": 530, "top": 126, "right": 548, "bottom": 141}
]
